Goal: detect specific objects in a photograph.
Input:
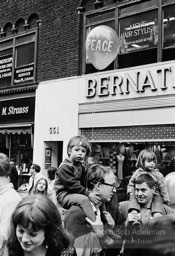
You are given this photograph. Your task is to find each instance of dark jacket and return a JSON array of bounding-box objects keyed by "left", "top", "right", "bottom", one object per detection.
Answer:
[
  {"left": 65, "top": 205, "right": 122, "bottom": 256},
  {"left": 55, "top": 158, "right": 90, "bottom": 203}
]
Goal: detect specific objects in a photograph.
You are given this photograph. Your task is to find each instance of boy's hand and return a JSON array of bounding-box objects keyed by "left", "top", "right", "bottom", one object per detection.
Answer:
[{"left": 88, "top": 192, "right": 101, "bottom": 204}]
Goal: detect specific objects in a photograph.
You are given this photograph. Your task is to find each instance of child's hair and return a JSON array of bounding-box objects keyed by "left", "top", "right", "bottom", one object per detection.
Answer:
[
  {"left": 67, "top": 135, "right": 91, "bottom": 156},
  {"left": 33, "top": 177, "right": 48, "bottom": 195},
  {"left": 47, "top": 167, "right": 57, "bottom": 180},
  {"left": 7, "top": 194, "right": 70, "bottom": 256},
  {"left": 136, "top": 149, "right": 157, "bottom": 170},
  {"left": 135, "top": 173, "right": 155, "bottom": 189}
]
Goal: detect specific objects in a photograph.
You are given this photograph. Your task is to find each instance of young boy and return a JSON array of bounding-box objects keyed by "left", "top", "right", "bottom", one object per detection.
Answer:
[{"left": 54, "top": 135, "right": 100, "bottom": 221}]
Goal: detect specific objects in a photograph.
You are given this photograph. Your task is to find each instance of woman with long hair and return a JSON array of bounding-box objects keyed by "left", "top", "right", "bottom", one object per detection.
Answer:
[
  {"left": 7, "top": 194, "right": 75, "bottom": 256},
  {"left": 33, "top": 177, "right": 48, "bottom": 195}
]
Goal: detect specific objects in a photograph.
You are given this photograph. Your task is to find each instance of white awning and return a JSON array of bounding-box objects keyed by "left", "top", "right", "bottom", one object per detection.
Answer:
[{"left": 0, "top": 123, "right": 34, "bottom": 134}]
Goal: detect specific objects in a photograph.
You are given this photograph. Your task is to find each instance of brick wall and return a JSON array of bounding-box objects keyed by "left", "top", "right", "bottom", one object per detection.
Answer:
[
  {"left": 0, "top": 0, "right": 80, "bottom": 81},
  {"left": 81, "top": 124, "right": 175, "bottom": 141}
]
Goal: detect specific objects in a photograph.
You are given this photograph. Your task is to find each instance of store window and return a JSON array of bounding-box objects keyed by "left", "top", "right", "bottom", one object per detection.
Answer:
[
  {"left": 118, "top": 10, "right": 158, "bottom": 68},
  {"left": 85, "top": 10, "right": 115, "bottom": 74},
  {"left": 83, "top": 0, "right": 175, "bottom": 74},
  {"left": 0, "top": 30, "right": 37, "bottom": 88},
  {"left": 88, "top": 142, "right": 175, "bottom": 188},
  {"left": 162, "top": 3, "right": 175, "bottom": 61}
]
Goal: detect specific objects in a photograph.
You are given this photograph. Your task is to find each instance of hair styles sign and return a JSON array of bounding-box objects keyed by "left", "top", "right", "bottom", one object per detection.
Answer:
[{"left": 86, "top": 25, "right": 120, "bottom": 70}]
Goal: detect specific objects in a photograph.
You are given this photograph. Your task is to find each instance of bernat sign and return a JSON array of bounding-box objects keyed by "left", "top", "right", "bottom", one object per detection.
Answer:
[{"left": 86, "top": 63, "right": 175, "bottom": 99}]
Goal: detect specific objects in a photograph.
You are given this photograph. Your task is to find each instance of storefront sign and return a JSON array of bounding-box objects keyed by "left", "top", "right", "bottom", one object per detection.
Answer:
[
  {"left": 86, "top": 65, "right": 175, "bottom": 98},
  {"left": 119, "top": 11, "right": 158, "bottom": 53},
  {"left": 0, "top": 54, "right": 12, "bottom": 86},
  {"left": 0, "top": 97, "right": 35, "bottom": 124},
  {"left": 86, "top": 25, "right": 120, "bottom": 70},
  {"left": 14, "top": 64, "right": 34, "bottom": 84}
]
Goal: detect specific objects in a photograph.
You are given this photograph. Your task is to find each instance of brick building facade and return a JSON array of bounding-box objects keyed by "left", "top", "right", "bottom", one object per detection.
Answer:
[{"left": 0, "top": 0, "right": 81, "bottom": 81}]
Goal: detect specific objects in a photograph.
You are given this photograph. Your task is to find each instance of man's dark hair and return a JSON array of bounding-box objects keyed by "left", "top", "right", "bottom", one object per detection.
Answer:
[
  {"left": 32, "top": 164, "right": 41, "bottom": 173},
  {"left": 135, "top": 173, "right": 155, "bottom": 189},
  {"left": 87, "top": 164, "right": 113, "bottom": 190},
  {"left": 47, "top": 167, "right": 57, "bottom": 180},
  {"left": 0, "top": 153, "right": 10, "bottom": 177}
]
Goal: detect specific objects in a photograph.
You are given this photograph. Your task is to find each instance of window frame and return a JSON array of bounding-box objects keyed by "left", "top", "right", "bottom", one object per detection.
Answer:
[
  {"left": 0, "top": 28, "right": 38, "bottom": 88},
  {"left": 83, "top": 0, "right": 175, "bottom": 74}
]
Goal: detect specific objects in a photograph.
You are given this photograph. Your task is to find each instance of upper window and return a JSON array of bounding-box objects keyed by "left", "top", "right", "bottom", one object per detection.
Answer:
[
  {"left": 118, "top": 9, "right": 158, "bottom": 68},
  {"left": 83, "top": 0, "right": 175, "bottom": 74},
  {"left": 0, "top": 31, "right": 37, "bottom": 88},
  {"left": 162, "top": 3, "right": 175, "bottom": 61},
  {"left": 163, "top": 4, "right": 175, "bottom": 48},
  {"left": 0, "top": 41, "right": 13, "bottom": 88},
  {"left": 119, "top": 10, "right": 158, "bottom": 54},
  {"left": 0, "top": 12, "right": 39, "bottom": 89},
  {"left": 85, "top": 10, "right": 115, "bottom": 74}
]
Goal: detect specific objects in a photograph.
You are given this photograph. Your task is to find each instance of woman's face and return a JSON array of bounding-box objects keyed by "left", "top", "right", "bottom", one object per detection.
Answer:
[
  {"left": 16, "top": 225, "right": 45, "bottom": 253},
  {"left": 37, "top": 179, "right": 47, "bottom": 192}
]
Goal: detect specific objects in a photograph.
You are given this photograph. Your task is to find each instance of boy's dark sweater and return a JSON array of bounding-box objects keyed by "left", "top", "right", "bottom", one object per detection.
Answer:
[{"left": 55, "top": 158, "right": 90, "bottom": 201}]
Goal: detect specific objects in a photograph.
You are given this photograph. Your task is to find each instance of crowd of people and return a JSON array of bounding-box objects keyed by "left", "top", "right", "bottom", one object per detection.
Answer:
[{"left": 0, "top": 135, "right": 175, "bottom": 256}]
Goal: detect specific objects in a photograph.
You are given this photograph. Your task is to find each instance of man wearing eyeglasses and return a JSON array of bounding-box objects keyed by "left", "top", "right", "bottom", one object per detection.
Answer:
[{"left": 65, "top": 164, "right": 122, "bottom": 256}]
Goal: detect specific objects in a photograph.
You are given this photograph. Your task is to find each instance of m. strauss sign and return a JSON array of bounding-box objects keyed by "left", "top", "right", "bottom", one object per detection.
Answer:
[
  {"left": 86, "top": 63, "right": 175, "bottom": 99},
  {"left": 0, "top": 97, "right": 35, "bottom": 124}
]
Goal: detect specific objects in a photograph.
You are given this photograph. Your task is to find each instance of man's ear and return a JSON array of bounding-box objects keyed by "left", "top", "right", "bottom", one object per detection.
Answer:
[{"left": 95, "top": 182, "right": 101, "bottom": 192}]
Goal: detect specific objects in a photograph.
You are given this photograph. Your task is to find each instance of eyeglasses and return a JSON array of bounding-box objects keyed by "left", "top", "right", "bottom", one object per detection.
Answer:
[{"left": 101, "top": 182, "right": 117, "bottom": 190}]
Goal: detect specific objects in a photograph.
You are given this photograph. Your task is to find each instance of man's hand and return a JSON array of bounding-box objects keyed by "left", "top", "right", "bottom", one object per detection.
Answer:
[
  {"left": 86, "top": 210, "right": 104, "bottom": 237},
  {"left": 127, "top": 211, "right": 141, "bottom": 225},
  {"left": 102, "top": 211, "right": 115, "bottom": 228},
  {"left": 88, "top": 192, "right": 101, "bottom": 204}
]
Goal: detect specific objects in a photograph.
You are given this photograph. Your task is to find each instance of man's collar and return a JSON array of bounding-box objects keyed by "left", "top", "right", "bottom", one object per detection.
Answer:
[
  {"left": 90, "top": 202, "right": 96, "bottom": 212},
  {"left": 141, "top": 199, "right": 152, "bottom": 209},
  {"left": 90, "top": 202, "right": 101, "bottom": 216}
]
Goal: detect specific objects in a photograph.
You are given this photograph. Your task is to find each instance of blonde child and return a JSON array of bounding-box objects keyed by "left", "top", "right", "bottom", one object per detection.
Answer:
[{"left": 127, "top": 149, "right": 169, "bottom": 218}]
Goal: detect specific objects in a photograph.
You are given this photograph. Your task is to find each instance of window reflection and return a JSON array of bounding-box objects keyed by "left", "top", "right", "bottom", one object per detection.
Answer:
[
  {"left": 163, "top": 5, "right": 175, "bottom": 47},
  {"left": 119, "top": 11, "right": 158, "bottom": 54}
]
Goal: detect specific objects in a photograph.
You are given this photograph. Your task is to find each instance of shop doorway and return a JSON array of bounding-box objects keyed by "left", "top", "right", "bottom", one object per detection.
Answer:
[{"left": 44, "top": 141, "right": 63, "bottom": 169}]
